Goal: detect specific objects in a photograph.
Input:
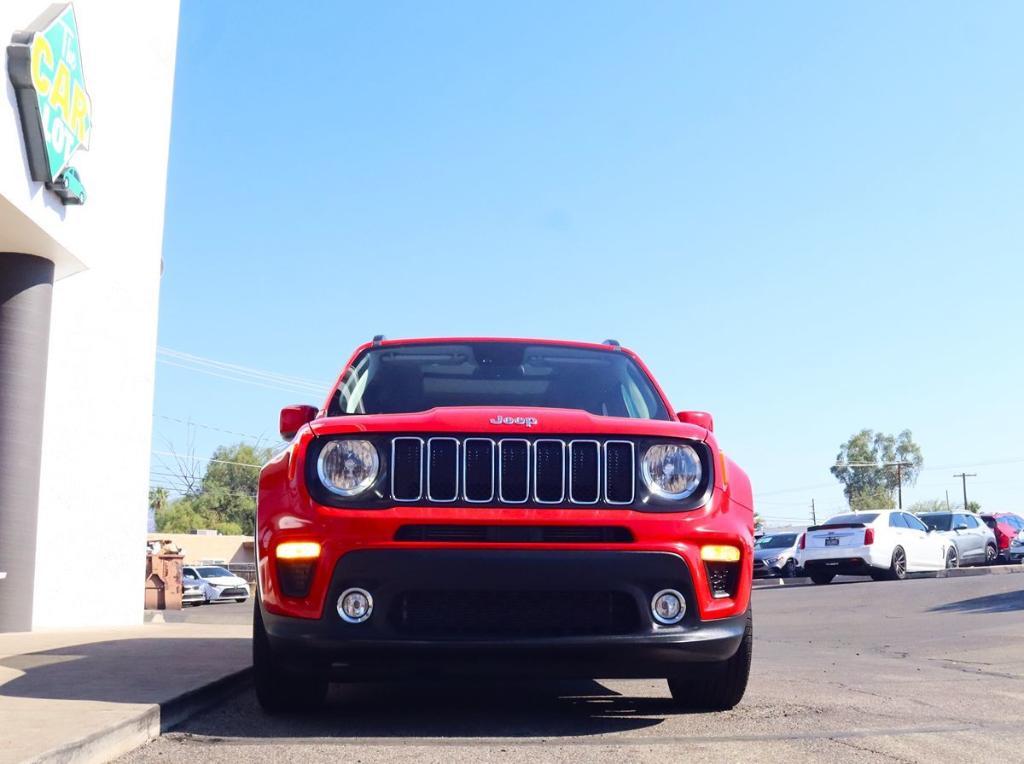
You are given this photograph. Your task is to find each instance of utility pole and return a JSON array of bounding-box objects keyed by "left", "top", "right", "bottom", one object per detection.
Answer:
[
  {"left": 894, "top": 461, "right": 912, "bottom": 509},
  {"left": 953, "top": 473, "right": 977, "bottom": 512},
  {"left": 945, "top": 490, "right": 950, "bottom": 511},
  {"left": 811, "top": 499, "right": 817, "bottom": 526},
  {"left": 833, "top": 460, "right": 913, "bottom": 509}
]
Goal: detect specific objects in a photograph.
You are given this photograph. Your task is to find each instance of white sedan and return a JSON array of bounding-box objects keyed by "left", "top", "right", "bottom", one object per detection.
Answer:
[
  {"left": 183, "top": 565, "right": 251, "bottom": 603},
  {"left": 799, "top": 510, "right": 951, "bottom": 584}
]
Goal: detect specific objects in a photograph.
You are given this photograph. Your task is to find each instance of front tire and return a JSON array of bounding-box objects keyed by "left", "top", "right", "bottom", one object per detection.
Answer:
[
  {"left": 254, "top": 601, "right": 328, "bottom": 714},
  {"left": 809, "top": 571, "right": 835, "bottom": 585},
  {"left": 667, "top": 611, "right": 751, "bottom": 711},
  {"left": 945, "top": 546, "right": 959, "bottom": 569},
  {"left": 985, "top": 544, "right": 998, "bottom": 565},
  {"left": 888, "top": 546, "right": 908, "bottom": 580},
  {"left": 782, "top": 559, "right": 797, "bottom": 578}
]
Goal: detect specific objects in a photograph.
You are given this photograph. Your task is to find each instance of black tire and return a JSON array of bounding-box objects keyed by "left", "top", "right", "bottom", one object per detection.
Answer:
[
  {"left": 782, "top": 559, "right": 797, "bottom": 578},
  {"left": 985, "top": 544, "right": 998, "bottom": 566},
  {"left": 945, "top": 546, "right": 959, "bottom": 569},
  {"left": 888, "top": 546, "right": 908, "bottom": 580},
  {"left": 809, "top": 571, "right": 835, "bottom": 585},
  {"left": 667, "top": 611, "right": 751, "bottom": 711},
  {"left": 254, "top": 601, "right": 328, "bottom": 714},
  {"left": 235, "top": 598, "right": 247, "bottom": 603}
]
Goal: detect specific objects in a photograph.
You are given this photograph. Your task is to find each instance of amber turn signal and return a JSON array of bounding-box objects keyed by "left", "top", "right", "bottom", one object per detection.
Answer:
[
  {"left": 700, "top": 544, "right": 741, "bottom": 563},
  {"left": 276, "top": 541, "right": 321, "bottom": 560}
]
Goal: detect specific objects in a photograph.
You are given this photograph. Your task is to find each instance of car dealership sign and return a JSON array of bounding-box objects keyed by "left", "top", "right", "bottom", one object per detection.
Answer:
[{"left": 7, "top": 3, "right": 91, "bottom": 204}]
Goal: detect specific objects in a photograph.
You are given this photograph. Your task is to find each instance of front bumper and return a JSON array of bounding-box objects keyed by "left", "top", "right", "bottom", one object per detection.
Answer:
[{"left": 261, "top": 549, "right": 747, "bottom": 679}]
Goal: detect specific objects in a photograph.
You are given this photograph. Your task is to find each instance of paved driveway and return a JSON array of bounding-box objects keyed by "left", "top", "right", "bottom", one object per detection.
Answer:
[{"left": 124, "top": 574, "right": 1024, "bottom": 762}]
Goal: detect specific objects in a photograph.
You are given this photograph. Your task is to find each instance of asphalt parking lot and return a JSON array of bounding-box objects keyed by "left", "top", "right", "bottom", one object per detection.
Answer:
[{"left": 124, "top": 575, "right": 1024, "bottom": 763}]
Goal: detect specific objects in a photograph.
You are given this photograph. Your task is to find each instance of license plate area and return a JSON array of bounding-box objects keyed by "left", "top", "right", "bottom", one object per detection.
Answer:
[{"left": 825, "top": 537, "right": 839, "bottom": 546}]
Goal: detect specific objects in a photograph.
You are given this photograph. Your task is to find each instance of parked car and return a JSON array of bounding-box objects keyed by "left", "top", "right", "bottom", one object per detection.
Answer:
[
  {"left": 799, "top": 510, "right": 950, "bottom": 584},
  {"left": 916, "top": 512, "right": 997, "bottom": 567},
  {"left": 991, "top": 512, "right": 1024, "bottom": 561},
  {"left": 1008, "top": 522, "right": 1024, "bottom": 563},
  {"left": 753, "top": 532, "right": 801, "bottom": 578},
  {"left": 978, "top": 512, "right": 1019, "bottom": 561},
  {"left": 181, "top": 572, "right": 207, "bottom": 606},
  {"left": 182, "top": 565, "right": 250, "bottom": 604},
  {"left": 254, "top": 336, "right": 755, "bottom": 713}
]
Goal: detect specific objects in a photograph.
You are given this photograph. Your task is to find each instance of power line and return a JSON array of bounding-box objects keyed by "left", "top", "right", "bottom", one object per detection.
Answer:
[
  {"left": 154, "top": 414, "right": 282, "bottom": 444},
  {"left": 157, "top": 358, "right": 325, "bottom": 397},
  {"left": 157, "top": 347, "right": 329, "bottom": 389},
  {"left": 151, "top": 449, "right": 264, "bottom": 470}
]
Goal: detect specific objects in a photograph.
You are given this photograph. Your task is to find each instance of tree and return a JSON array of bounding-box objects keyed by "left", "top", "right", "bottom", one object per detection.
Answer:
[
  {"left": 908, "top": 498, "right": 947, "bottom": 513},
  {"left": 149, "top": 487, "right": 169, "bottom": 514},
  {"left": 830, "top": 429, "right": 923, "bottom": 509},
  {"left": 153, "top": 441, "right": 271, "bottom": 536}
]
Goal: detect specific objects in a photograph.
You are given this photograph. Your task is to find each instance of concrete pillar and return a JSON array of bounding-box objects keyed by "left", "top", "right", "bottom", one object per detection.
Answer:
[{"left": 0, "top": 253, "right": 54, "bottom": 632}]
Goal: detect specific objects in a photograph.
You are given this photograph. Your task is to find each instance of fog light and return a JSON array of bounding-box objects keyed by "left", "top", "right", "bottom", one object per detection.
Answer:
[
  {"left": 337, "top": 588, "right": 373, "bottom": 623},
  {"left": 651, "top": 589, "right": 686, "bottom": 625},
  {"left": 701, "top": 544, "right": 741, "bottom": 563}
]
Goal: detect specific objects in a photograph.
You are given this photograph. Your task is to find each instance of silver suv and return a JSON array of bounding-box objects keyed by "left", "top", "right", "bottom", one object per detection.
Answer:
[{"left": 917, "top": 512, "right": 997, "bottom": 567}]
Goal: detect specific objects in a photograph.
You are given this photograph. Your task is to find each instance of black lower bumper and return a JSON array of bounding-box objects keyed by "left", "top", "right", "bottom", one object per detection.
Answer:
[
  {"left": 803, "top": 558, "right": 873, "bottom": 576},
  {"left": 262, "top": 549, "right": 747, "bottom": 679}
]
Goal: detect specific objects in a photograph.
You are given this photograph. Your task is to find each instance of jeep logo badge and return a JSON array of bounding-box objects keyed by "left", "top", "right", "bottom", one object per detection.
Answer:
[{"left": 489, "top": 415, "right": 538, "bottom": 428}]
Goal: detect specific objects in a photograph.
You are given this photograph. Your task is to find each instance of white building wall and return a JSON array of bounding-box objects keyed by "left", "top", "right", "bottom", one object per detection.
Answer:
[{"left": 0, "top": 1, "right": 181, "bottom": 629}]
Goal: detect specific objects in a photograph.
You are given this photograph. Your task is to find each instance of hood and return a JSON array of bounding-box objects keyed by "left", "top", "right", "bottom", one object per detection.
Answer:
[
  {"left": 206, "top": 576, "right": 245, "bottom": 586},
  {"left": 309, "top": 406, "right": 709, "bottom": 440},
  {"left": 754, "top": 547, "right": 788, "bottom": 561}
]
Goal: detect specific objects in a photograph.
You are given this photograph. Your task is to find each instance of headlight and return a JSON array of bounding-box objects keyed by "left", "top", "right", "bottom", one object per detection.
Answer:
[
  {"left": 763, "top": 556, "right": 779, "bottom": 565},
  {"left": 641, "top": 443, "right": 702, "bottom": 500},
  {"left": 317, "top": 439, "right": 379, "bottom": 496}
]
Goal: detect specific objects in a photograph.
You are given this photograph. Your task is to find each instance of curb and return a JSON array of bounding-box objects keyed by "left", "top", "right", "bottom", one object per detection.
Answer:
[
  {"left": 753, "top": 564, "right": 1024, "bottom": 589},
  {"left": 27, "top": 667, "right": 252, "bottom": 764}
]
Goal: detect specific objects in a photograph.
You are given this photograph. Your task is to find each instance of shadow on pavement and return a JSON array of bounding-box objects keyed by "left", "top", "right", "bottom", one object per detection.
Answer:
[
  {"left": 174, "top": 677, "right": 675, "bottom": 738},
  {"left": 0, "top": 638, "right": 250, "bottom": 704},
  {"left": 930, "top": 590, "right": 1024, "bottom": 614}
]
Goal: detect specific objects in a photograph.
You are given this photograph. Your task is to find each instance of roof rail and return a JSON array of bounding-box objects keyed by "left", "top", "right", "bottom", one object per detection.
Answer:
[
  {"left": 602, "top": 339, "right": 621, "bottom": 349},
  {"left": 372, "top": 334, "right": 385, "bottom": 347}
]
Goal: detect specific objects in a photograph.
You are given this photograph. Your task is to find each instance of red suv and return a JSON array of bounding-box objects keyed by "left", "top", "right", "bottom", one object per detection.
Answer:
[
  {"left": 981, "top": 513, "right": 1024, "bottom": 562},
  {"left": 254, "top": 337, "right": 754, "bottom": 713}
]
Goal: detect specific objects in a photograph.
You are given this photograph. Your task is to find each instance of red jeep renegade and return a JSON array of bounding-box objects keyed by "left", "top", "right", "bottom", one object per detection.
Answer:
[{"left": 255, "top": 337, "right": 754, "bottom": 712}]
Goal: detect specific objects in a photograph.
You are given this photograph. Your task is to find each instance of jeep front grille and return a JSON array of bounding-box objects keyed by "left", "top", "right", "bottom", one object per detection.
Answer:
[{"left": 389, "top": 436, "right": 636, "bottom": 506}]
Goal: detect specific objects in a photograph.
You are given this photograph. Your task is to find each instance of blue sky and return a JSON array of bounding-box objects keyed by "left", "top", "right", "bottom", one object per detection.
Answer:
[{"left": 154, "top": 1, "right": 1024, "bottom": 525}]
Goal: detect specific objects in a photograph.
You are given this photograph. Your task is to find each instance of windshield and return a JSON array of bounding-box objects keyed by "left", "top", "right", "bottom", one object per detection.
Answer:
[
  {"left": 755, "top": 534, "right": 797, "bottom": 549},
  {"left": 197, "top": 566, "right": 232, "bottom": 578},
  {"left": 822, "top": 513, "right": 878, "bottom": 526},
  {"left": 327, "top": 342, "right": 671, "bottom": 420},
  {"left": 919, "top": 513, "right": 953, "bottom": 531}
]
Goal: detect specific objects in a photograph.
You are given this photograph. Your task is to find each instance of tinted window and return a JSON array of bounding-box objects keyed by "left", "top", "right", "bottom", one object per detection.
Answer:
[
  {"left": 328, "top": 342, "right": 671, "bottom": 420},
  {"left": 904, "top": 514, "right": 928, "bottom": 533},
  {"left": 964, "top": 515, "right": 979, "bottom": 528},
  {"left": 755, "top": 534, "right": 798, "bottom": 549},
  {"left": 823, "top": 513, "right": 878, "bottom": 526},
  {"left": 981, "top": 516, "right": 997, "bottom": 529},
  {"left": 918, "top": 513, "right": 952, "bottom": 531},
  {"left": 890, "top": 513, "right": 908, "bottom": 528}
]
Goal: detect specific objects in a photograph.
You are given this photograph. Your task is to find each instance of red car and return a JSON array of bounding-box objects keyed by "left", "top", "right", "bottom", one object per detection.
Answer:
[
  {"left": 254, "top": 337, "right": 754, "bottom": 713},
  {"left": 981, "top": 513, "right": 1024, "bottom": 562}
]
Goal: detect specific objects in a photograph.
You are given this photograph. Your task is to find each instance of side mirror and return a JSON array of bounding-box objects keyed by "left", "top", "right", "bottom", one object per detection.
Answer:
[
  {"left": 280, "top": 404, "right": 318, "bottom": 440},
  {"left": 677, "top": 410, "right": 714, "bottom": 432}
]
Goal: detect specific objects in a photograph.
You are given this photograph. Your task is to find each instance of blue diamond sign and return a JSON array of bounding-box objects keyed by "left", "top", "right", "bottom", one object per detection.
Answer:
[{"left": 7, "top": 3, "right": 92, "bottom": 205}]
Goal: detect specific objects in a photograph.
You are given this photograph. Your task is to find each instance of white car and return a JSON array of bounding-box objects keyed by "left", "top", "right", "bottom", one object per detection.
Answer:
[
  {"left": 800, "top": 510, "right": 951, "bottom": 584},
  {"left": 183, "top": 565, "right": 250, "bottom": 603}
]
